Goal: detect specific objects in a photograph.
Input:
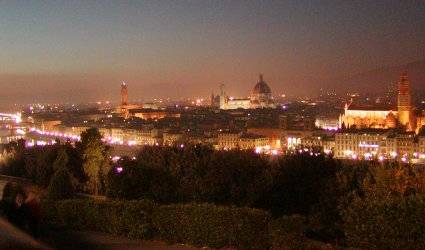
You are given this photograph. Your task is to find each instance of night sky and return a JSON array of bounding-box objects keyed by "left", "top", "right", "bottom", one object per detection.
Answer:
[{"left": 0, "top": 0, "right": 424, "bottom": 104}]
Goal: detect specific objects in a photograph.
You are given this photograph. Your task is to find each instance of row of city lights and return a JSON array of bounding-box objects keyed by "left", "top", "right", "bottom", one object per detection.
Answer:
[
  {"left": 23, "top": 128, "right": 425, "bottom": 163},
  {"left": 29, "top": 128, "right": 81, "bottom": 141},
  {"left": 0, "top": 112, "right": 22, "bottom": 124},
  {"left": 343, "top": 149, "right": 425, "bottom": 162},
  {"left": 29, "top": 127, "right": 285, "bottom": 155},
  {"left": 29, "top": 128, "right": 145, "bottom": 147}
]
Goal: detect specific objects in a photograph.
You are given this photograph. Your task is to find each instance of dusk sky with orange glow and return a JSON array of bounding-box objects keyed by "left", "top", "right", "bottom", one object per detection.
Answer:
[{"left": 0, "top": 1, "right": 424, "bottom": 104}]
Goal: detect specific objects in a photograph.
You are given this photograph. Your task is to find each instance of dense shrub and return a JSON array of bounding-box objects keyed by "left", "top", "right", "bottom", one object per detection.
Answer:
[
  {"left": 1, "top": 154, "right": 26, "bottom": 178},
  {"left": 342, "top": 195, "right": 425, "bottom": 249},
  {"left": 269, "top": 215, "right": 330, "bottom": 250},
  {"left": 1, "top": 142, "right": 85, "bottom": 189},
  {"left": 152, "top": 203, "right": 271, "bottom": 249},
  {"left": 47, "top": 168, "right": 74, "bottom": 200},
  {"left": 269, "top": 215, "right": 307, "bottom": 249},
  {"left": 106, "top": 157, "right": 177, "bottom": 203},
  {"left": 341, "top": 164, "right": 425, "bottom": 249},
  {"left": 42, "top": 199, "right": 157, "bottom": 239},
  {"left": 106, "top": 146, "right": 273, "bottom": 207},
  {"left": 107, "top": 146, "right": 344, "bottom": 220},
  {"left": 259, "top": 154, "right": 340, "bottom": 216}
]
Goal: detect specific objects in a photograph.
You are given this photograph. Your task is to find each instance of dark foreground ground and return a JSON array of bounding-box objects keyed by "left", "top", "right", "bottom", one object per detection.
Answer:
[
  {"left": 1, "top": 218, "right": 199, "bottom": 250},
  {"left": 40, "top": 228, "right": 200, "bottom": 250},
  {"left": 1, "top": 179, "right": 201, "bottom": 249}
]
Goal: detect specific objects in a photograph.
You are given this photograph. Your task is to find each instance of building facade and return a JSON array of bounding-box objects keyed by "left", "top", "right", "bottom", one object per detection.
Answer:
[
  {"left": 334, "top": 130, "right": 423, "bottom": 161},
  {"left": 239, "top": 133, "right": 269, "bottom": 150},
  {"left": 339, "top": 72, "right": 422, "bottom": 133},
  {"left": 339, "top": 104, "right": 397, "bottom": 129},
  {"left": 217, "top": 131, "right": 242, "bottom": 149}
]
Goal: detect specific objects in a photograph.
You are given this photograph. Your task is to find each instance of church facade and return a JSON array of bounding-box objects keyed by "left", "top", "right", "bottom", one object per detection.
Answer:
[
  {"left": 340, "top": 72, "right": 424, "bottom": 133},
  {"left": 213, "top": 74, "right": 276, "bottom": 110}
]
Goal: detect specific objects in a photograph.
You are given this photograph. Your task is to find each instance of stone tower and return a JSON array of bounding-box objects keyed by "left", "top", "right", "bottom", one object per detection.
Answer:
[
  {"left": 121, "top": 81, "right": 128, "bottom": 106},
  {"left": 219, "top": 84, "right": 226, "bottom": 109},
  {"left": 397, "top": 72, "right": 411, "bottom": 129}
]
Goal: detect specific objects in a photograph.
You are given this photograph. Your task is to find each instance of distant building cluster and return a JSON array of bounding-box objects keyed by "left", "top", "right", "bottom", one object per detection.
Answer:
[
  {"left": 3, "top": 70, "right": 425, "bottom": 164},
  {"left": 0, "top": 113, "right": 26, "bottom": 144},
  {"left": 211, "top": 74, "right": 276, "bottom": 110}
]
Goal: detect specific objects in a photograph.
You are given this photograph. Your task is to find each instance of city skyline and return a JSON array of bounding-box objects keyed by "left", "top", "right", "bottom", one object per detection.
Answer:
[
  {"left": 1, "top": 2, "right": 425, "bottom": 248},
  {"left": 0, "top": 1, "right": 424, "bottom": 105}
]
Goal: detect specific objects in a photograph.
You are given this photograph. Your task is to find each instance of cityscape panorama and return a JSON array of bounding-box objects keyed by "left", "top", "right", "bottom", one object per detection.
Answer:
[{"left": 1, "top": 1, "right": 425, "bottom": 249}]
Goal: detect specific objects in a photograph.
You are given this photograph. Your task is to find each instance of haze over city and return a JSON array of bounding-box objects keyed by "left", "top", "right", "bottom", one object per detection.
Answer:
[
  {"left": 2, "top": 1, "right": 425, "bottom": 249},
  {"left": 1, "top": 0, "right": 424, "bottom": 105}
]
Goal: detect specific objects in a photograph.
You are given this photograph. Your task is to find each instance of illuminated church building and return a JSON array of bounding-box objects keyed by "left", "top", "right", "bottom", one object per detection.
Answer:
[
  {"left": 214, "top": 74, "right": 276, "bottom": 110},
  {"left": 340, "top": 72, "right": 424, "bottom": 133}
]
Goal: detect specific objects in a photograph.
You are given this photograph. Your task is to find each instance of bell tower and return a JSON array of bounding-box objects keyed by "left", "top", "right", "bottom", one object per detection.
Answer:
[
  {"left": 121, "top": 81, "right": 128, "bottom": 106},
  {"left": 219, "top": 83, "right": 226, "bottom": 109},
  {"left": 397, "top": 72, "right": 411, "bottom": 129}
]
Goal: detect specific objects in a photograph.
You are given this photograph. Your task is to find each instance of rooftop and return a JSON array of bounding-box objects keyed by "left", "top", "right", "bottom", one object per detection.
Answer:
[
  {"left": 346, "top": 104, "right": 395, "bottom": 111},
  {"left": 240, "top": 133, "right": 267, "bottom": 139}
]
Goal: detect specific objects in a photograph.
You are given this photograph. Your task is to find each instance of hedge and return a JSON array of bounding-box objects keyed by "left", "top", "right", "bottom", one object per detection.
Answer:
[
  {"left": 43, "top": 200, "right": 328, "bottom": 249},
  {"left": 152, "top": 203, "right": 271, "bottom": 249},
  {"left": 41, "top": 199, "right": 156, "bottom": 239}
]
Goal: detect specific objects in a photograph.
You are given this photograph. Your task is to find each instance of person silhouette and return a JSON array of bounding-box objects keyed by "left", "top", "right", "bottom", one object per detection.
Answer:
[
  {"left": 11, "top": 190, "right": 30, "bottom": 231},
  {"left": 25, "top": 191, "right": 41, "bottom": 238}
]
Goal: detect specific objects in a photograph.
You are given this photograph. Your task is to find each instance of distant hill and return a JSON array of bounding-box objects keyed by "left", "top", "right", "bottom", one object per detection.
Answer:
[{"left": 332, "top": 59, "right": 425, "bottom": 94}]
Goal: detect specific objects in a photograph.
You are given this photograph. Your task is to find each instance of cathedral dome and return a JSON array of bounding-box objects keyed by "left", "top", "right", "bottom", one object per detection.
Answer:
[{"left": 253, "top": 74, "right": 271, "bottom": 95}]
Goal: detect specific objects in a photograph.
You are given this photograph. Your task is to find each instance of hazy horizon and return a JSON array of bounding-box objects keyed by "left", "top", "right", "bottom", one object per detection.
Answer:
[{"left": 1, "top": 1, "right": 424, "bottom": 105}]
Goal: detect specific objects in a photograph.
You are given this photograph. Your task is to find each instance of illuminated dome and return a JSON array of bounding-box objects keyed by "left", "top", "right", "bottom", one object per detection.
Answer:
[
  {"left": 252, "top": 74, "right": 271, "bottom": 95},
  {"left": 250, "top": 74, "right": 275, "bottom": 108}
]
